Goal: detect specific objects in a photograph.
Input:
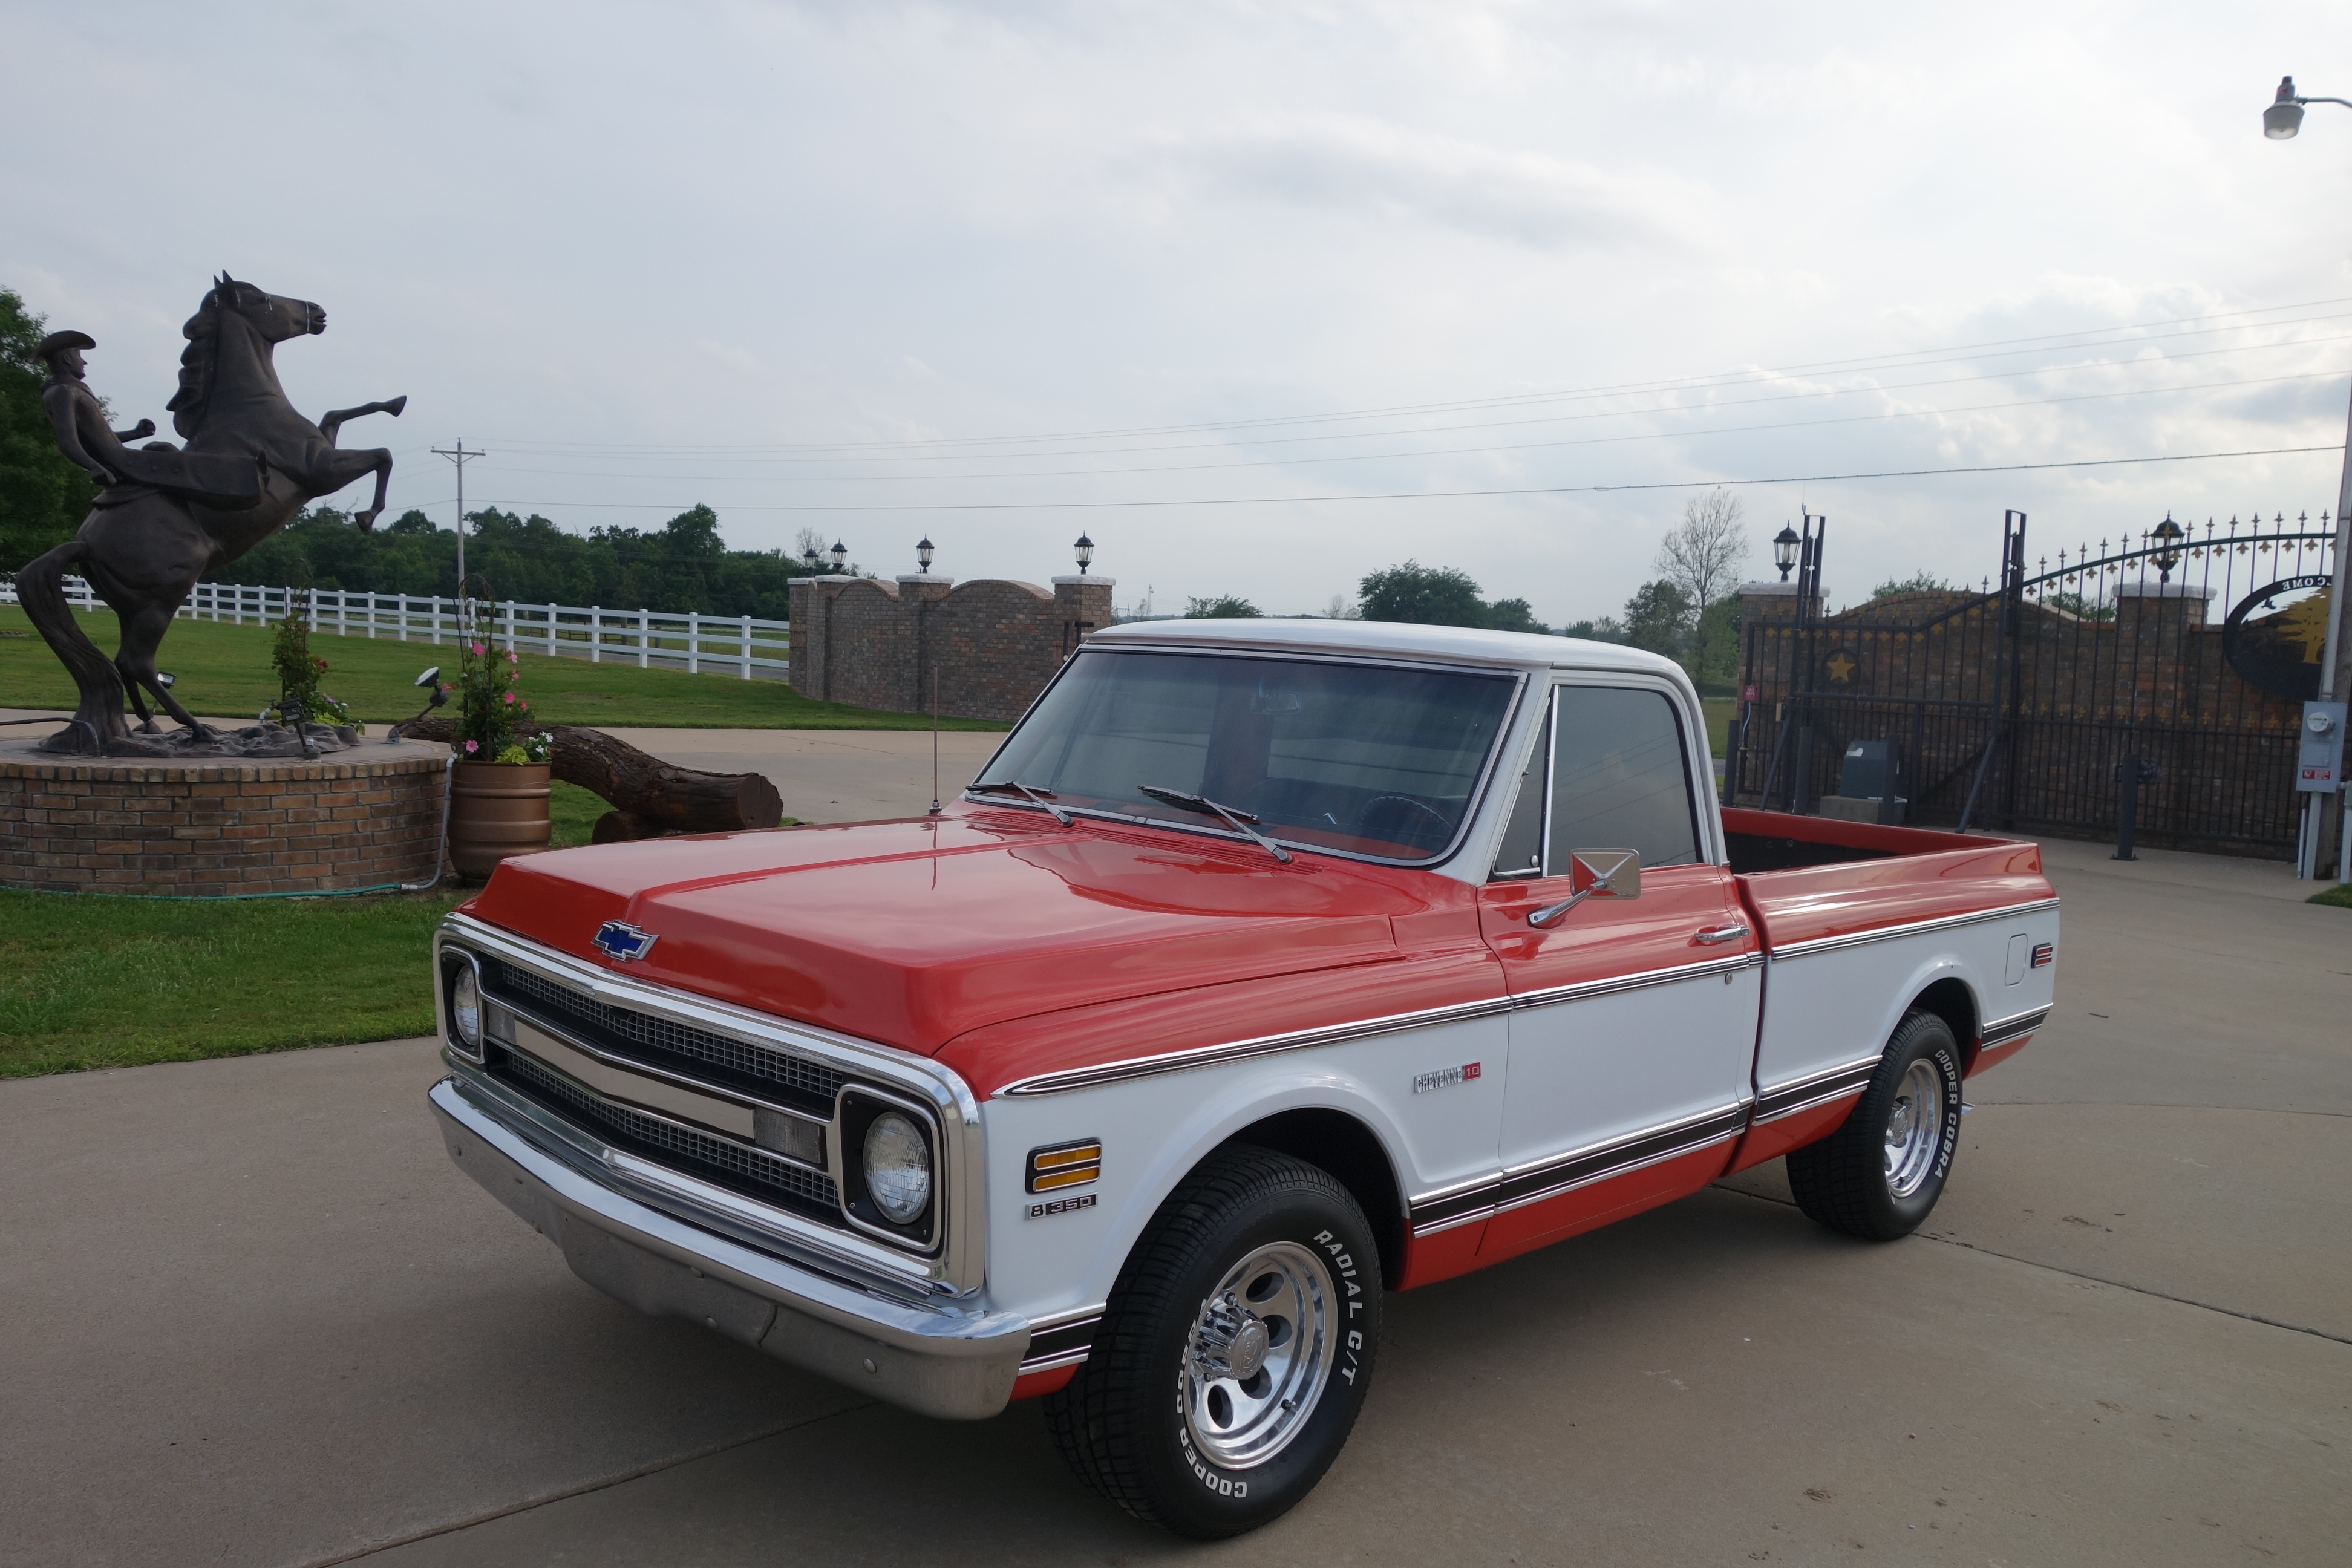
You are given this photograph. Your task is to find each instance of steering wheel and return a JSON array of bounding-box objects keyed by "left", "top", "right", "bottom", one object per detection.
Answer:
[{"left": 1349, "top": 794, "right": 1452, "bottom": 848}]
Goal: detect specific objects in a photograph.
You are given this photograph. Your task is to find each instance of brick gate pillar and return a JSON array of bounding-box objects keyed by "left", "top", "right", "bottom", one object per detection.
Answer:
[{"left": 1052, "top": 575, "right": 1114, "bottom": 657}]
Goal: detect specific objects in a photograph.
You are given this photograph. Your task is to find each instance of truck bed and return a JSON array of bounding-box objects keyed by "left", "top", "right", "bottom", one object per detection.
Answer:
[{"left": 1723, "top": 806, "right": 2051, "bottom": 953}]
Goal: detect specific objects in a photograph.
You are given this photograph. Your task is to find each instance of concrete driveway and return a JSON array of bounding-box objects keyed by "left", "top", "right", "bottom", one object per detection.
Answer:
[
  {"left": 3, "top": 837, "right": 2347, "bottom": 1566},
  {"left": 600, "top": 727, "right": 1005, "bottom": 825}
]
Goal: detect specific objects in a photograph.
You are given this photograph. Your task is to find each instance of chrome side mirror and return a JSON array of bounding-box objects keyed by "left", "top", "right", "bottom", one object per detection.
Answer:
[
  {"left": 1569, "top": 848, "right": 1640, "bottom": 901},
  {"left": 1529, "top": 848, "right": 1642, "bottom": 927}
]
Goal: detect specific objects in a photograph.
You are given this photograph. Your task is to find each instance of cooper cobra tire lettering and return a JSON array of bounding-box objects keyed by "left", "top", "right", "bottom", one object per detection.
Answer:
[
  {"left": 1044, "top": 1145, "right": 1382, "bottom": 1539},
  {"left": 1786, "top": 1010, "right": 1967, "bottom": 1242}
]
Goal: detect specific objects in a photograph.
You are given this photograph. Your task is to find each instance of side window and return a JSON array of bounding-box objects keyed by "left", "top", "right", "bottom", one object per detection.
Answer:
[
  {"left": 1547, "top": 686, "right": 1700, "bottom": 871},
  {"left": 1489, "top": 697, "right": 1550, "bottom": 880}
]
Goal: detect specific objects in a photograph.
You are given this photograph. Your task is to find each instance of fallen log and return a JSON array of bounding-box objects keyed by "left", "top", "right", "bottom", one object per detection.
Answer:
[{"left": 400, "top": 719, "right": 783, "bottom": 835}]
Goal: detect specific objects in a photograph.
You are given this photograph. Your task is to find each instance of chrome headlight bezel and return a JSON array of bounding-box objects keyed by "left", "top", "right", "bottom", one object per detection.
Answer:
[{"left": 442, "top": 948, "right": 486, "bottom": 1059}]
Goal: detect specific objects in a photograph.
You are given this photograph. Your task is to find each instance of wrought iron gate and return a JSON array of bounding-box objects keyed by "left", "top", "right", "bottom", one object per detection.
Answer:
[{"left": 1726, "top": 509, "right": 2338, "bottom": 857}]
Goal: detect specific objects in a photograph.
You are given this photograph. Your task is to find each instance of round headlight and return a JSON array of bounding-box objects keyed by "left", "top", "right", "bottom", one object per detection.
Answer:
[
  {"left": 450, "top": 964, "right": 482, "bottom": 1050},
  {"left": 863, "top": 1112, "right": 932, "bottom": 1225}
]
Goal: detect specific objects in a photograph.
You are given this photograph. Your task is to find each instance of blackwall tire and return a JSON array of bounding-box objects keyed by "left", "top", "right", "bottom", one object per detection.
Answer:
[
  {"left": 1785, "top": 1010, "right": 1964, "bottom": 1241},
  {"left": 1042, "top": 1144, "right": 1381, "bottom": 1538}
]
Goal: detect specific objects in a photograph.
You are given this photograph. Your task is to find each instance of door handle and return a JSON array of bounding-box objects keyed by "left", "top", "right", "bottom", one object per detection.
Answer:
[{"left": 1692, "top": 924, "right": 1750, "bottom": 946}]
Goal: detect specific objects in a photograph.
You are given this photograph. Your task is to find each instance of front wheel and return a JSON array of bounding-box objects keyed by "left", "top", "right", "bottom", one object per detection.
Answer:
[
  {"left": 1043, "top": 1145, "right": 1382, "bottom": 1538},
  {"left": 1786, "top": 1009, "right": 1963, "bottom": 1240}
]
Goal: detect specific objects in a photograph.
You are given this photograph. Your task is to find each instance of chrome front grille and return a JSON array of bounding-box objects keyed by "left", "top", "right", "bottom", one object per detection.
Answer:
[
  {"left": 491, "top": 961, "right": 842, "bottom": 1115},
  {"left": 500, "top": 1050, "right": 841, "bottom": 1217}
]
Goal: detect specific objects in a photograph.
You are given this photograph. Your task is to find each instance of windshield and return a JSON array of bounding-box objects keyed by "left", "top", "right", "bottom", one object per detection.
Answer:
[{"left": 976, "top": 650, "right": 1520, "bottom": 861}]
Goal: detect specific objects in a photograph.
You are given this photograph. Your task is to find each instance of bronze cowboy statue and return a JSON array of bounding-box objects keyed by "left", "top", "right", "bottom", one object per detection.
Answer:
[{"left": 16, "top": 273, "right": 407, "bottom": 754}]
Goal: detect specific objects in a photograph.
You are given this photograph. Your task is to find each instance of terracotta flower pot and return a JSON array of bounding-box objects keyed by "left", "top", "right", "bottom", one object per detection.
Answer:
[{"left": 448, "top": 760, "right": 552, "bottom": 877}]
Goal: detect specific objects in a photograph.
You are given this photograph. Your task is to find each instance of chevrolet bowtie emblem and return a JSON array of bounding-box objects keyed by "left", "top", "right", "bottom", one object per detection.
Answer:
[{"left": 592, "top": 920, "right": 658, "bottom": 962}]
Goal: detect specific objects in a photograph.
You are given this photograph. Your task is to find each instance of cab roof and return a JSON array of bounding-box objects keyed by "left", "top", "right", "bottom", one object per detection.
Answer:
[{"left": 1088, "top": 615, "right": 1688, "bottom": 678}]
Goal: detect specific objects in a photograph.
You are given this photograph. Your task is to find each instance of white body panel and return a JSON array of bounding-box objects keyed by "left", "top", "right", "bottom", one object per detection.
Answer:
[
  {"left": 1753, "top": 901, "right": 2060, "bottom": 1103},
  {"left": 979, "top": 1008, "right": 1508, "bottom": 1328}
]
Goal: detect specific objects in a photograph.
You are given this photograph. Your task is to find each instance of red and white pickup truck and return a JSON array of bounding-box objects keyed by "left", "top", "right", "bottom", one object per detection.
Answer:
[{"left": 427, "top": 620, "right": 2058, "bottom": 1537}]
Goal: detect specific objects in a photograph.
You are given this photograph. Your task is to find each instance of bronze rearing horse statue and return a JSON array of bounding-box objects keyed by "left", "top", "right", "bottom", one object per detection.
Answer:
[{"left": 18, "top": 273, "right": 406, "bottom": 754}]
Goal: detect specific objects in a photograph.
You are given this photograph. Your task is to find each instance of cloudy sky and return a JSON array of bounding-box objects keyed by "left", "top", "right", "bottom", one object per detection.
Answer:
[{"left": 8, "top": 1, "right": 2352, "bottom": 622}]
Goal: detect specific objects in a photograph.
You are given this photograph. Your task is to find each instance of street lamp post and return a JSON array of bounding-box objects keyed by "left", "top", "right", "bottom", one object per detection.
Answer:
[
  {"left": 1773, "top": 525, "right": 1800, "bottom": 581},
  {"left": 2264, "top": 76, "right": 2352, "bottom": 880}
]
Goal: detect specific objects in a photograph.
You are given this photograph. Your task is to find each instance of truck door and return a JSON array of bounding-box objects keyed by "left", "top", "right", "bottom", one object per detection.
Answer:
[{"left": 1475, "top": 681, "right": 1763, "bottom": 1263}]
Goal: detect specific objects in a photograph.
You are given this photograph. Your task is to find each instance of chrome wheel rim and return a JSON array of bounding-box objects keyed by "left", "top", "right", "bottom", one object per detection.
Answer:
[
  {"left": 1883, "top": 1058, "right": 1946, "bottom": 1199},
  {"left": 1181, "top": 1241, "right": 1337, "bottom": 1470}
]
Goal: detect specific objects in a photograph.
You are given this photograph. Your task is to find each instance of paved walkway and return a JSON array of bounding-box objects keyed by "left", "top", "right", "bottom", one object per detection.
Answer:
[{"left": 2, "top": 835, "right": 2347, "bottom": 1564}]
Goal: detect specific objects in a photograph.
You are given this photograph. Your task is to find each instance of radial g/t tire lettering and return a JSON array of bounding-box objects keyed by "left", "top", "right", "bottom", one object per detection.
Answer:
[
  {"left": 1786, "top": 1008, "right": 1964, "bottom": 1241},
  {"left": 1043, "top": 1143, "right": 1381, "bottom": 1538}
]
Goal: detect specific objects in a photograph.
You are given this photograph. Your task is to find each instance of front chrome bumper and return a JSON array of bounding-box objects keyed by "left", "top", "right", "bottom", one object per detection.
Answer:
[{"left": 430, "top": 1071, "right": 1029, "bottom": 1420}]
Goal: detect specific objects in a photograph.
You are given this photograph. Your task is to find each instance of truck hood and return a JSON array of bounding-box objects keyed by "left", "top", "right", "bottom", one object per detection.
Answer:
[{"left": 463, "top": 806, "right": 1448, "bottom": 1054}]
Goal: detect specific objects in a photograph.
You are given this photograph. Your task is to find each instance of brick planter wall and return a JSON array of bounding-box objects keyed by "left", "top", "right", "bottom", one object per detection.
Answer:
[{"left": 0, "top": 739, "right": 451, "bottom": 896}]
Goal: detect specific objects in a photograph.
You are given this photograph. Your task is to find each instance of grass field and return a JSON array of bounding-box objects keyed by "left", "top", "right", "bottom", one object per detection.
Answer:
[
  {"left": 1701, "top": 697, "right": 1732, "bottom": 759},
  {"left": 2310, "top": 881, "right": 2352, "bottom": 908},
  {"left": 0, "top": 886, "right": 461, "bottom": 1077},
  {"left": 0, "top": 606, "right": 1005, "bottom": 730}
]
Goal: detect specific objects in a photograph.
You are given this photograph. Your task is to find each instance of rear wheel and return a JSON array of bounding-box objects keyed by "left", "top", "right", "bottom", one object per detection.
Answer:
[
  {"left": 1786, "top": 1009, "right": 1963, "bottom": 1240},
  {"left": 1043, "top": 1145, "right": 1381, "bottom": 1538}
]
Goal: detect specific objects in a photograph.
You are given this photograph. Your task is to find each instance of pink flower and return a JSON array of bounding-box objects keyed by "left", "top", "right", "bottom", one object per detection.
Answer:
[
  {"left": 464, "top": 739, "right": 479, "bottom": 754},
  {"left": 508, "top": 651, "right": 518, "bottom": 665},
  {"left": 471, "top": 642, "right": 485, "bottom": 656},
  {"left": 502, "top": 691, "right": 515, "bottom": 704}
]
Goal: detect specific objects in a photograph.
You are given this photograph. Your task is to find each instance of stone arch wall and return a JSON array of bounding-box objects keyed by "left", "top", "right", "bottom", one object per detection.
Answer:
[{"left": 788, "top": 572, "right": 1113, "bottom": 721}]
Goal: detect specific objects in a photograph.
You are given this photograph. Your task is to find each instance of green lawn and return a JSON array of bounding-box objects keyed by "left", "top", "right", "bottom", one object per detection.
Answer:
[
  {"left": 0, "top": 886, "right": 462, "bottom": 1077},
  {"left": 1702, "top": 697, "right": 1733, "bottom": 759},
  {"left": 0, "top": 606, "right": 1005, "bottom": 730},
  {"left": 2310, "top": 882, "right": 2352, "bottom": 909}
]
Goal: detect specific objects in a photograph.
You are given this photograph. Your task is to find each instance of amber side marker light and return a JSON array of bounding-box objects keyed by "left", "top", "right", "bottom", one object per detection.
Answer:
[{"left": 1027, "top": 1140, "right": 1103, "bottom": 1194}]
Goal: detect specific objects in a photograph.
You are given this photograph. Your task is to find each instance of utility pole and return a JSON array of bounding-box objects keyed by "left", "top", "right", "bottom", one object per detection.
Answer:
[{"left": 432, "top": 440, "right": 486, "bottom": 590}]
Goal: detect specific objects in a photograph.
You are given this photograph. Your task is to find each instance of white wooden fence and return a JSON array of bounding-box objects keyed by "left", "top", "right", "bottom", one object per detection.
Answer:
[{"left": 1, "top": 576, "right": 791, "bottom": 681}]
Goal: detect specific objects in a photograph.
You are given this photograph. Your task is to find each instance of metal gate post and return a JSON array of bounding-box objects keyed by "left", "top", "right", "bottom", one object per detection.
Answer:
[{"left": 2114, "top": 755, "right": 2157, "bottom": 861}]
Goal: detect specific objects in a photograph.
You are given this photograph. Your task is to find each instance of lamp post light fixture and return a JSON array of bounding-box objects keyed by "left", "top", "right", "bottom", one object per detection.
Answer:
[
  {"left": 829, "top": 540, "right": 848, "bottom": 575},
  {"left": 916, "top": 535, "right": 935, "bottom": 574},
  {"left": 1075, "top": 533, "right": 1094, "bottom": 573},
  {"left": 2264, "top": 73, "right": 2352, "bottom": 881},
  {"left": 802, "top": 543, "right": 820, "bottom": 574},
  {"left": 1774, "top": 525, "right": 1801, "bottom": 581},
  {"left": 2151, "top": 515, "right": 2185, "bottom": 583},
  {"left": 2265, "top": 76, "right": 2352, "bottom": 140}
]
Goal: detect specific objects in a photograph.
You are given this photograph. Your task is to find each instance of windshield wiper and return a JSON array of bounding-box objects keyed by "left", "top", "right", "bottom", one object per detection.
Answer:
[
  {"left": 969, "top": 779, "right": 1074, "bottom": 825},
  {"left": 1137, "top": 785, "right": 1293, "bottom": 864}
]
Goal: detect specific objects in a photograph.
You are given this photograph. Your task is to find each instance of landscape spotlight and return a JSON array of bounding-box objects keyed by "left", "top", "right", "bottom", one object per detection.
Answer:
[
  {"left": 917, "top": 535, "right": 935, "bottom": 573},
  {"left": 830, "top": 540, "right": 848, "bottom": 574},
  {"left": 2151, "top": 515, "right": 2185, "bottom": 582},
  {"left": 1075, "top": 534, "right": 1094, "bottom": 573},
  {"left": 1774, "top": 525, "right": 1801, "bottom": 581}
]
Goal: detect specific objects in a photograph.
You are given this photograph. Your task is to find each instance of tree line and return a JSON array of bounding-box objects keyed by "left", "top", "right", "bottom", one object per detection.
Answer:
[
  {"left": 203, "top": 502, "right": 810, "bottom": 619},
  {"left": 1185, "top": 491, "right": 1754, "bottom": 693}
]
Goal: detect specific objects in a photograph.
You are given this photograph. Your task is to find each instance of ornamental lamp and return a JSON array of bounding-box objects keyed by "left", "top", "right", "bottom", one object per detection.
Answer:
[
  {"left": 1774, "top": 524, "right": 1801, "bottom": 581},
  {"left": 1075, "top": 533, "right": 1095, "bottom": 573},
  {"left": 829, "top": 540, "right": 848, "bottom": 574},
  {"left": 916, "top": 535, "right": 935, "bottom": 573},
  {"left": 802, "top": 543, "right": 820, "bottom": 573},
  {"left": 2266, "top": 77, "right": 2305, "bottom": 139},
  {"left": 2151, "top": 515, "right": 2185, "bottom": 582}
]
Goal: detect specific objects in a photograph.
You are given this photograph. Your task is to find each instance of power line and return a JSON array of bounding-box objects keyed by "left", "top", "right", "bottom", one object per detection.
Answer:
[
  {"left": 474, "top": 295, "right": 2352, "bottom": 458},
  {"left": 432, "top": 443, "right": 2345, "bottom": 514},
  {"left": 463, "top": 366, "right": 2352, "bottom": 486}
]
